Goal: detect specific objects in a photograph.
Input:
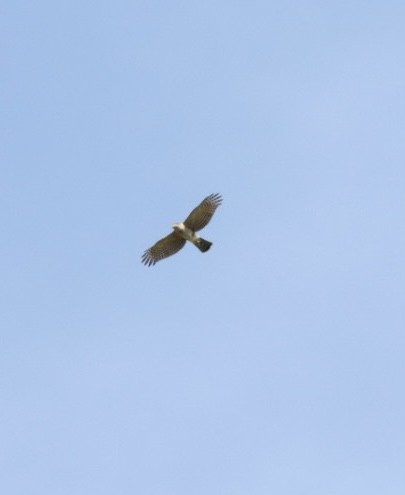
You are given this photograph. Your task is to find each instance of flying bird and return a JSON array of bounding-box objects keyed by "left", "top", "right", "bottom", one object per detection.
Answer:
[{"left": 141, "top": 193, "right": 223, "bottom": 266}]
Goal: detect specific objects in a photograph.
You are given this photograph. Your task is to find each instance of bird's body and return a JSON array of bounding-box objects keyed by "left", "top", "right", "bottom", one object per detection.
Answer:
[
  {"left": 142, "top": 193, "right": 222, "bottom": 266},
  {"left": 172, "top": 222, "right": 197, "bottom": 242},
  {"left": 172, "top": 223, "right": 212, "bottom": 252}
]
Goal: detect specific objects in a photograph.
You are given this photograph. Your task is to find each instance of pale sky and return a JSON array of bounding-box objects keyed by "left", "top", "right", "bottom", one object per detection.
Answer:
[{"left": 2, "top": 1, "right": 405, "bottom": 494}]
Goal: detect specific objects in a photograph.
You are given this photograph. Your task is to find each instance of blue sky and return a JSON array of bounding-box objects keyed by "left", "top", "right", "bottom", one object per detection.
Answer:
[{"left": 2, "top": 1, "right": 405, "bottom": 494}]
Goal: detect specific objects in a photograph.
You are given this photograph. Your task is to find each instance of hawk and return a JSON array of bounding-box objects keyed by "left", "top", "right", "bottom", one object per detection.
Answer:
[{"left": 141, "top": 193, "right": 223, "bottom": 266}]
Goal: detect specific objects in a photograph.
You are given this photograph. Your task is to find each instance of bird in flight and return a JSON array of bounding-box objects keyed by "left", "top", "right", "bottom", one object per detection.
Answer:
[{"left": 142, "top": 193, "right": 223, "bottom": 266}]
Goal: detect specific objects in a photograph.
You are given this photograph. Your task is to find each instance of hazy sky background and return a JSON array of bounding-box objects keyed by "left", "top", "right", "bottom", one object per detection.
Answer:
[{"left": 2, "top": 1, "right": 405, "bottom": 494}]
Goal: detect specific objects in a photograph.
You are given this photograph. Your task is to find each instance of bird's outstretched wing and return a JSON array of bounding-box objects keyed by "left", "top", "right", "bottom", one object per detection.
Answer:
[
  {"left": 141, "top": 232, "right": 186, "bottom": 266},
  {"left": 183, "top": 193, "right": 223, "bottom": 232}
]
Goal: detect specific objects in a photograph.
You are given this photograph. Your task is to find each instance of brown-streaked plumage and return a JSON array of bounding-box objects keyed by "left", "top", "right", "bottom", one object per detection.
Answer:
[{"left": 141, "top": 193, "right": 223, "bottom": 266}]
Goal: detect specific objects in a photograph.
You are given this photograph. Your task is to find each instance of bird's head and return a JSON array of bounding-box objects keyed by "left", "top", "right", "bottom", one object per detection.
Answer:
[{"left": 172, "top": 223, "right": 182, "bottom": 232}]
